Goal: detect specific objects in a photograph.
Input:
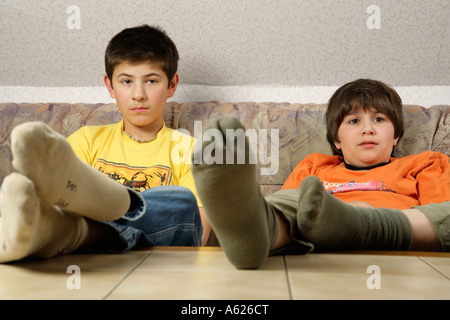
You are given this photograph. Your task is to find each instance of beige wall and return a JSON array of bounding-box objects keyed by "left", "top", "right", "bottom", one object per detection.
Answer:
[{"left": 0, "top": 0, "right": 449, "bottom": 104}]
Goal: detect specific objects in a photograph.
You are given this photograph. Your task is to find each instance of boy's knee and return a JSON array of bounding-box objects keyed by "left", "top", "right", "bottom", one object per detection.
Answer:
[
  {"left": 140, "top": 185, "right": 200, "bottom": 218},
  {"left": 155, "top": 185, "right": 197, "bottom": 206},
  {"left": 169, "top": 185, "right": 197, "bottom": 203}
]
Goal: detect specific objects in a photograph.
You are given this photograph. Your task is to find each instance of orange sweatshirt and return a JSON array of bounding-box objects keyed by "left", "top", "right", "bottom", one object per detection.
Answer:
[{"left": 281, "top": 151, "right": 450, "bottom": 209}]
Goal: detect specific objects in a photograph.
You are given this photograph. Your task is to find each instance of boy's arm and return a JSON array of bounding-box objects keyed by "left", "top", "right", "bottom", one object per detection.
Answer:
[
  {"left": 199, "top": 207, "right": 211, "bottom": 246},
  {"left": 281, "top": 153, "right": 325, "bottom": 190},
  {"left": 416, "top": 152, "right": 450, "bottom": 204},
  {"left": 176, "top": 135, "right": 210, "bottom": 246},
  {"left": 179, "top": 168, "right": 210, "bottom": 246}
]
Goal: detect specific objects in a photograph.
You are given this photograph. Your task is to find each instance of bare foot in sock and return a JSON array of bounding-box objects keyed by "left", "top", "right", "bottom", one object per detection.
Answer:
[
  {"left": 11, "top": 121, "right": 130, "bottom": 221},
  {"left": 297, "top": 176, "right": 411, "bottom": 251},
  {"left": 191, "top": 116, "right": 278, "bottom": 269},
  {"left": 0, "top": 173, "right": 88, "bottom": 263}
]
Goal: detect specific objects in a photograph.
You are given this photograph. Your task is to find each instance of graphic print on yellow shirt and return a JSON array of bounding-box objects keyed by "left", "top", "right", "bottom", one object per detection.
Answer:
[{"left": 94, "top": 159, "right": 172, "bottom": 193}]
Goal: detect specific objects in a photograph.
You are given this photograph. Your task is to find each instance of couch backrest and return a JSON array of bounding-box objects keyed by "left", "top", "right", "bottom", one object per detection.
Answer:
[{"left": 0, "top": 102, "right": 448, "bottom": 195}]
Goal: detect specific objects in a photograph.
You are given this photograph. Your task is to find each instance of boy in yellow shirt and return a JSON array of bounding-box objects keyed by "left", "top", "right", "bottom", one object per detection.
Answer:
[{"left": 0, "top": 25, "right": 209, "bottom": 263}]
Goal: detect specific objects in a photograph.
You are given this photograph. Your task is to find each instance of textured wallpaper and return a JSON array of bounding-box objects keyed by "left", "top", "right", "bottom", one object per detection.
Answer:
[{"left": 0, "top": 0, "right": 449, "bottom": 104}]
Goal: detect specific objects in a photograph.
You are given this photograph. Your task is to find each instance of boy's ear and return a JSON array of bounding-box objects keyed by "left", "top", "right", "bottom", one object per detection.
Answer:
[
  {"left": 334, "top": 140, "right": 342, "bottom": 150},
  {"left": 393, "top": 136, "right": 399, "bottom": 147},
  {"left": 104, "top": 74, "right": 116, "bottom": 99},
  {"left": 167, "top": 73, "right": 179, "bottom": 98}
]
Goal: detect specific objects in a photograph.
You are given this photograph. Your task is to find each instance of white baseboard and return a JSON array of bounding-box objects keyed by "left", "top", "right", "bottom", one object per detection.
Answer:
[{"left": 1, "top": 85, "right": 449, "bottom": 108}]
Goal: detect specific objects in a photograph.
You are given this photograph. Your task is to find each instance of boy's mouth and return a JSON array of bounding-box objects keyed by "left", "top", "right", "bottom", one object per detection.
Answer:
[
  {"left": 131, "top": 106, "right": 148, "bottom": 112},
  {"left": 359, "top": 141, "right": 378, "bottom": 148}
]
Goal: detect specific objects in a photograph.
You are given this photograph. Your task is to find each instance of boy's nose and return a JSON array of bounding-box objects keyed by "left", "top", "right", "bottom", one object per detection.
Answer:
[
  {"left": 132, "top": 86, "right": 145, "bottom": 101},
  {"left": 362, "top": 120, "right": 375, "bottom": 135}
]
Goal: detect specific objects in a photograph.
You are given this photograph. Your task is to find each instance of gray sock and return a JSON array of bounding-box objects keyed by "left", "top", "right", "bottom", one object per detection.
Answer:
[
  {"left": 191, "top": 116, "right": 278, "bottom": 269},
  {"left": 297, "top": 176, "right": 412, "bottom": 251}
]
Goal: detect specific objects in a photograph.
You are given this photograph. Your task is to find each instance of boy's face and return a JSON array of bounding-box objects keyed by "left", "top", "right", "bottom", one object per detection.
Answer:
[
  {"left": 104, "top": 61, "right": 178, "bottom": 132},
  {"left": 334, "top": 107, "right": 399, "bottom": 168}
]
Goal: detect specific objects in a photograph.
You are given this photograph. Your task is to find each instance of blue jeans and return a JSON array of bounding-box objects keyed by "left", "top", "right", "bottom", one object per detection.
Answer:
[{"left": 101, "top": 185, "right": 203, "bottom": 253}]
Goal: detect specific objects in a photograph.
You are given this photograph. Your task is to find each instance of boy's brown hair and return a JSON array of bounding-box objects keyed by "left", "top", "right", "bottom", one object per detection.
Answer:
[
  {"left": 325, "top": 78, "right": 404, "bottom": 156},
  {"left": 105, "top": 25, "right": 179, "bottom": 87}
]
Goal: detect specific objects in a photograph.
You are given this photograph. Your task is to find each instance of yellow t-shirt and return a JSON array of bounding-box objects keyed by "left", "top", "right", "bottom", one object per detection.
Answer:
[{"left": 67, "top": 120, "right": 202, "bottom": 207}]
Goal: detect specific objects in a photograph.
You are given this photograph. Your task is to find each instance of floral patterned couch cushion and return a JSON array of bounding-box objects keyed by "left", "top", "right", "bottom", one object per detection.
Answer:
[{"left": 0, "top": 102, "right": 448, "bottom": 195}]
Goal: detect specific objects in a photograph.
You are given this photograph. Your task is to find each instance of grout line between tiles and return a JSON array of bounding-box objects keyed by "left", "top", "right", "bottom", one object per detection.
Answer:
[
  {"left": 101, "top": 251, "right": 154, "bottom": 300},
  {"left": 418, "top": 257, "right": 450, "bottom": 280},
  {"left": 282, "top": 255, "right": 294, "bottom": 300}
]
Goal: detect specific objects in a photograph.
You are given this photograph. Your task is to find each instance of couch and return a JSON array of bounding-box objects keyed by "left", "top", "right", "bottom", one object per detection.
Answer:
[{"left": 0, "top": 102, "right": 449, "bottom": 196}]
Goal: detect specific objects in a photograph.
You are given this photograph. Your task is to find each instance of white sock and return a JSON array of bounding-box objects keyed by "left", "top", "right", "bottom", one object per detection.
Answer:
[
  {"left": 11, "top": 121, "right": 130, "bottom": 221},
  {"left": 0, "top": 173, "right": 89, "bottom": 263}
]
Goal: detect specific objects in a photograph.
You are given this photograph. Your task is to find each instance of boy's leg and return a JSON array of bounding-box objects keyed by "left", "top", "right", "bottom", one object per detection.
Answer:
[
  {"left": 191, "top": 116, "right": 279, "bottom": 269},
  {"left": 297, "top": 176, "right": 412, "bottom": 251},
  {"left": 11, "top": 121, "right": 130, "bottom": 221},
  {"left": 0, "top": 173, "right": 88, "bottom": 263},
  {"left": 265, "top": 189, "right": 314, "bottom": 254},
  {"left": 409, "top": 202, "right": 450, "bottom": 252},
  {"left": 96, "top": 186, "right": 203, "bottom": 253}
]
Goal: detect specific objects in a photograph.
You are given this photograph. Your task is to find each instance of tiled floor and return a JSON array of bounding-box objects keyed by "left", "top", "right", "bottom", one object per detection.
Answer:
[{"left": 0, "top": 247, "right": 449, "bottom": 300}]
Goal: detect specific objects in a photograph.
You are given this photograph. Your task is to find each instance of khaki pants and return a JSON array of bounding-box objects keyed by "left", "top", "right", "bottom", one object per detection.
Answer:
[
  {"left": 266, "top": 189, "right": 314, "bottom": 254},
  {"left": 414, "top": 201, "right": 450, "bottom": 252},
  {"left": 266, "top": 188, "right": 450, "bottom": 252}
]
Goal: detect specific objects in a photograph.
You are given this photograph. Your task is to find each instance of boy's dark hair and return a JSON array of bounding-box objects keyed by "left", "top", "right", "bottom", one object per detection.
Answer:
[
  {"left": 105, "top": 25, "right": 179, "bottom": 87},
  {"left": 325, "top": 78, "right": 404, "bottom": 157}
]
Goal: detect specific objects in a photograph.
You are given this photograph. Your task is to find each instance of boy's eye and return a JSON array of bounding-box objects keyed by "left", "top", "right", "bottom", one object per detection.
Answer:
[
  {"left": 348, "top": 118, "right": 359, "bottom": 124},
  {"left": 373, "top": 116, "right": 385, "bottom": 123},
  {"left": 146, "top": 79, "right": 157, "bottom": 84},
  {"left": 121, "top": 79, "right": 131, "bottom": 85}
]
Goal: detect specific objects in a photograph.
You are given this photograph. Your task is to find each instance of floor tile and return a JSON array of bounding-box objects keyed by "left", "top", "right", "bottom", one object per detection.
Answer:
[
  {"left": 419, "top": 256, "right": 450, "bottom": 279},
  {"left": 286, "top": 253, "right": 450, "bottom": 300},
  {"left": 2, "top": 248, "right": 448, "bottom": 300},
  {"left": 107, "top": 248, "right": 290, "bottom": 300},
  {"left": 0, "top": 251, "right": 149, "bottom": 300}
]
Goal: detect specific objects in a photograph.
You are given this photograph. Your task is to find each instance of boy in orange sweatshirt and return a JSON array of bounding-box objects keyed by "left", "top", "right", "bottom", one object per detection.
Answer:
[{"left": 191, "top": 79, "right": 450, "bottom": 269}]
